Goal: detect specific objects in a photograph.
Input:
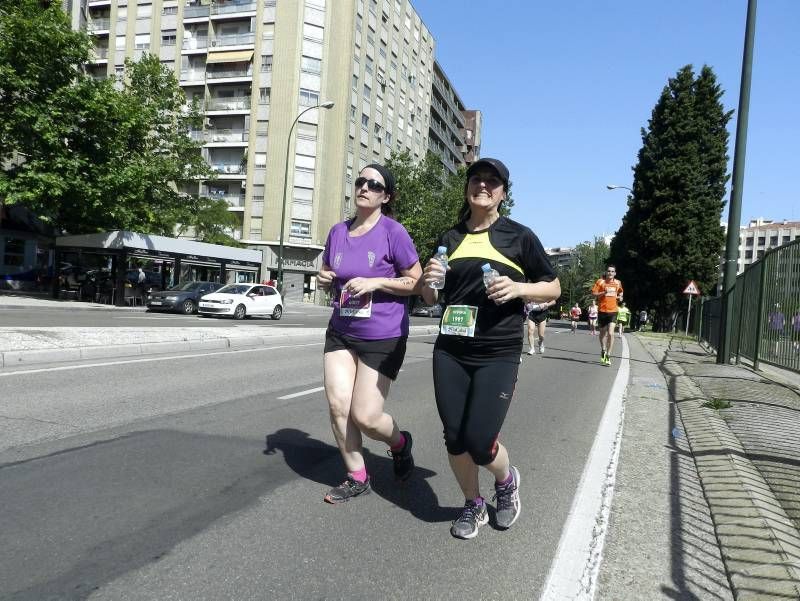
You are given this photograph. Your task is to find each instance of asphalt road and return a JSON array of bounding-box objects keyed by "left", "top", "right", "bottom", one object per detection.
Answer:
[
  {"left": 0, "top": 325, "right": 618, "bottom": 600},
  {"left": 0, "top": 303, "right": 441, "bottom": 329}
]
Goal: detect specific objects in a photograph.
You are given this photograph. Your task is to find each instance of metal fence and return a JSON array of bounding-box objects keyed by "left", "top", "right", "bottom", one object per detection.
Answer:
[{"left": 698, "top": 238, "right": 800, "bottom": 372}]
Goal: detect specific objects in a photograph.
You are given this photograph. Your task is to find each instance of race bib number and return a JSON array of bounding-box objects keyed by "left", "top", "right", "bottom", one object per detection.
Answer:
[
  {"left": 440, "top": 305, "right": 478, "bottom": 337},
  {"left": 339, "top": 290, "right": 372, "bottom": 318},
  {"left": 604, "top": 286, "right": 617, "bottom": 297}
]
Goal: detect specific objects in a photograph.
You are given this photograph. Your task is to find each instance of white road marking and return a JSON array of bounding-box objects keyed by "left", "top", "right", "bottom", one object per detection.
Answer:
[
  {"left": 277, "top": 386, "right": 325, "bottom": 400},
  {"left": 539, "top": 336, "right": 630, "bottom": 601}
]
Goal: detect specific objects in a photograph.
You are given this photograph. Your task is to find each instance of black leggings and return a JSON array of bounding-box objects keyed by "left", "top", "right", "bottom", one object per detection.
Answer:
[{"left": 432, "top": 349, "right": 519, "bottom": 465}]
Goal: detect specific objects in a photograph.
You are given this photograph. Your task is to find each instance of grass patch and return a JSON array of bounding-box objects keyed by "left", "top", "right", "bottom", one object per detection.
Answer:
[{"left": 702, "top": 398, "right": 732, "bottom": 410}]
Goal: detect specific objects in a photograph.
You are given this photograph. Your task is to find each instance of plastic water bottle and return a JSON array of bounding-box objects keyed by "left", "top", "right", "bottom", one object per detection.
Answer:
[
  {"left": 429, "top": 246, "right": 448, "bottom": 289},
  {"left": 481, "top": 263, "right": 499, "bottom": 288}
]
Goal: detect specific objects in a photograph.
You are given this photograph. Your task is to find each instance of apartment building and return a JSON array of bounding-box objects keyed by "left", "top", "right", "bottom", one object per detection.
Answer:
[
  {"left": 68, "top": 0, "right": 478, "bottom": 301},
  {"left": 734, "top": 218, "right": 800, "bottom": 273}
]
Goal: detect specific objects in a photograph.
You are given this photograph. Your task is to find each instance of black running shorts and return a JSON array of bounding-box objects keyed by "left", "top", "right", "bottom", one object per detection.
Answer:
[
  {"left": 598, "top": 311, "right": 618, "bottom": 327},
  {"left": 324, "top": 325, "right": 407, "bottom": 380},
  {"left": 528, "top": 309, "right": 548, "bottom": 325}
]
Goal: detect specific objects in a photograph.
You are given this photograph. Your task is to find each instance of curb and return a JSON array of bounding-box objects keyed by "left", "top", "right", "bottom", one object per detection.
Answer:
[
  {"left": 0, "top": 325, "right": 441, "bottom": 369},
  {"left": 645, "top": 338, "right": 800, "bottom": 599}
]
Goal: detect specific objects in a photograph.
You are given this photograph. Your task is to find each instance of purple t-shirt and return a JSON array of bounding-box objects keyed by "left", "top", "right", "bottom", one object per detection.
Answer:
[{"left": 322, "top": 215, "right": 419, "bottom": 340}]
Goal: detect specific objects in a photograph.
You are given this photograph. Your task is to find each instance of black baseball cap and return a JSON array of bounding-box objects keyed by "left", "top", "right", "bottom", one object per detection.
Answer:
[{"left": 466, "top": 158, "right": 509, "bottom": 187}]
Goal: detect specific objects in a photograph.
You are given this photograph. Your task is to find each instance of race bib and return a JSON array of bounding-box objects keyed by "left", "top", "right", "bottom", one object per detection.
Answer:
[
  {"left": 339, "top": 290, "right": 372, "bottom": 318},
  {"left": 604, "top": 286, "right": 617, "bottom": 297},
  {"left": 440, "top": 305, "right": 478, "bottom": 337}
]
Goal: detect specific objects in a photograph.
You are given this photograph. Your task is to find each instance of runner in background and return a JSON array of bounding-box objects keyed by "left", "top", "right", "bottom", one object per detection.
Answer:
[
  {"left": 569, "top": 302, "right": 582, "bottom": 333},
  {"left": 617, "top": 302, "right": 631, "bottom": 338},
  {"left": 587, "top": 299, "right": 598, "bottom": 336},
  {"left": 591, "top": 265, "right": 623, "bottom": 366},
  {"left": 525, "top": 298, "right": 556, "bottom": 354}
]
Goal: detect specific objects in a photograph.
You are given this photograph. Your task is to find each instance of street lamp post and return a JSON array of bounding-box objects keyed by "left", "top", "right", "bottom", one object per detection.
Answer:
[
  {"left": 606, "top": 184, "right": 632, "bottom": 192},
  {"left": 276, "top": 100, "right": 334, "bottom": 294}
]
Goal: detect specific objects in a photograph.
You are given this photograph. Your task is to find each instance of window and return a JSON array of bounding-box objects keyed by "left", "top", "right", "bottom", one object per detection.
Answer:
[
  {"left": 134, "top": 34, "right": 150, "bottom": 50},
  {"left": 118, "top": 6, "right": 127, "bottom": 20},
  {"left": 261, "top": 55, "right": 273, "bottom": 72},
  {"left": 350, "top": 105, "right": 357, "bottom": 120},
  {"left": 162, "top": 5, "right": 178, "bottom": 15},
  {"left": 299, "top": 88, "right": 320, "bottom": 106},
  {"left": 3, "top": 238, "right": 25, "bottom": 267},
  {"left": 161, "top": 30, "right": 177, "bottom": 46},
  {"left": 363, "top": 83, "right": 371, "bottom": 99},
  {"left": 758, "top": 236, "right": 765, "bottom": 246},
  {"left": 352, "top": 74, "right": 358, "bottom": 90},
  {"left": 259, "top": 86, "right": 271, "bottom": 104},
  {"left": 301, "top": 56, "right": 321, "bottom": 73},
  {"left": 783, "top": 235, "right": 791, "bottom": 244},
  {"left": 136, "top": 4, "right": 152, "bottom": 19},
  {"left": 115, "top": 35, "right": 126, "bottom": 50},
  {"left": 291, "top": 220, "right": 311, "bottom": 237},
  {"left": 302, "top": 23, "right": 324, "bottom": 41},
  {"left": 745, "top": 250, "right": 753, "bottom": 259},
  {"left": 361, "top": 113, "right": 369, "bottom": 129},
  {"left": 254, "top": 153, "right": 267, "bottom": 168},
  {"left": 770, "top": 235, "right": 779, "bottom": 246},
  {"left": 745, "top": 237, "right": 754, "bottom": 247},
  {"left": 384, "top": 131, "right": 392, "bottom": 145}
]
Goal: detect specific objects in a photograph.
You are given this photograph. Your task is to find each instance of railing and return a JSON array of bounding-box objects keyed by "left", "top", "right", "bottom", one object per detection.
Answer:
[
  {"left": 87, "top": 18, "right": 110, "bottom": 31},
  {"left": 210, "top": 164, "right": 246, "bottom": 175},
  {"left": 211, "top": 32, "right": 255, "bottom": 47},
  {"left": 698, "top": 238, "right": 800, "bottom": 373},
  {"left": 183, "top": 5, "right": 210, "bottom": 18},
  {"left": 91, "top": 47, "right": 109, "bottom": 59},
  {"left": 206, "top": 97, "right": 251, "bottom": 111},
  {"left": 206, "top": 129, "right": 248, "bottom": 143},
  {"left": 180, "top": 70, "right": 206, "bottom": 82},
  {"left": 206, "top": 68, "right": 251, "bottom": 79},
  {"left": 210, "top": 1, "right": 257, "bottom": 15},
  {"left": 182, "top": 37, "right": 209, "bottom": 49}
]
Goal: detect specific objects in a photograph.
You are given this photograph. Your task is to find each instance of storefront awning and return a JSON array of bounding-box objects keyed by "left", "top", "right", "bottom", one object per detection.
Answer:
[{"left": 206, "top": 50, "right": 254, "bottom": 64}]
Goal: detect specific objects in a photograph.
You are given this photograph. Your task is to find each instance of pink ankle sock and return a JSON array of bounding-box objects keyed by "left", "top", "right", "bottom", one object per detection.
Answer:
[
  {"left": 390, "top": 432, "right": 406, "bottom": 452},
  {"left": 472, "top": 496, "right": 485, "bottom": 506},
  {"left": 348, "top": 467, "right": 368, "bottom": 483},
  {"left": 496, "top": 472, "right": 513, "bottom": 486}
]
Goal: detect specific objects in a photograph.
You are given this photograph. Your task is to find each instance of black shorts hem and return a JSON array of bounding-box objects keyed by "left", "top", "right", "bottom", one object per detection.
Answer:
[{"left": 324, "top": 325, "right": 407, "bottom": 380}]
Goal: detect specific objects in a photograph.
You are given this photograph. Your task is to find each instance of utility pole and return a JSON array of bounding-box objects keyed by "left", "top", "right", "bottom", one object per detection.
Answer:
[{"left": 718, "top": 0, "right": 757, "bottom": 364}]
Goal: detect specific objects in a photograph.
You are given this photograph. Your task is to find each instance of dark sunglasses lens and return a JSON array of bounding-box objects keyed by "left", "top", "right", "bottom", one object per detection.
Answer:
[{"left": 355, "top": 177, "right": 385, "bottom": 192}]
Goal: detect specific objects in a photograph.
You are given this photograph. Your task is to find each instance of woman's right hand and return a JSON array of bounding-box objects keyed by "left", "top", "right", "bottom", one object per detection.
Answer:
[
  {"left": 317, "top": 268, "right": 336, "bottom": 291},
  {"left": 422, "top": 257, "right": 447, "bottom": 288}
]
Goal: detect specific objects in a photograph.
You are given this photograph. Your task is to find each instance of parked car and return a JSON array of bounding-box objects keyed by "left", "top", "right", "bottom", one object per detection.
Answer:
[
  {"left": 198, "top": 283, "right": 283, "bottom": 320},
  {"left": 146, "top": 281, "right": 223, "bottom": 314},
  {"left": 411, "top": 302, "right": 443, "bottom": 318}
]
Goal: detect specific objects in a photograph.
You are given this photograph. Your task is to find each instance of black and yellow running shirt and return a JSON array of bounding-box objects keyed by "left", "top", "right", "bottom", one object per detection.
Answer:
[{"left": 434, "top": 216, "right": 556, "bottom": 359}]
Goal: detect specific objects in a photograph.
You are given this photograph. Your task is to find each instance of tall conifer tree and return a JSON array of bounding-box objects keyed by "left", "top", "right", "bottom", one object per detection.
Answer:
[{"left": 609, "top": 65, "right": 731, "bottom": 330}]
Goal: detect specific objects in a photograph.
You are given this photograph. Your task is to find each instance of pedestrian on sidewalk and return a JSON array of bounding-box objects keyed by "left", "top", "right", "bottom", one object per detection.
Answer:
[
  {"left": 316, "top": 163, "right": 423, "bottom": 504},
  {"left": 591, "top": 265, "right": 624, "bottom": 366},
  {"left": 418, "top": 157, "right": 560, "bottom": 539},
  {"left": 587, "top": 299, "right": 598, "bottom": 336},
  {"left": 525, "top": 298, "right": 555, "bottom": 354}
]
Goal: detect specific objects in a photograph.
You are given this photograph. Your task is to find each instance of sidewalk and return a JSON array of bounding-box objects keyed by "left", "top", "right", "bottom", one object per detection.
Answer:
[{"left": 598, "top": 333, "right": 800, "bottom": 600}]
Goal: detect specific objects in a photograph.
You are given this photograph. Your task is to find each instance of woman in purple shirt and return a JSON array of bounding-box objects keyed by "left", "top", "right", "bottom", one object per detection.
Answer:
[{"left": 316, "top": 163, "right": 422, "bottom": 503}]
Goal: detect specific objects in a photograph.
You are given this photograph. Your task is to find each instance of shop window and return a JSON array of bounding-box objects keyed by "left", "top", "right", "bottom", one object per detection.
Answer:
[{"left": 3, "top": 238, "right": 25, "bottom": 267}]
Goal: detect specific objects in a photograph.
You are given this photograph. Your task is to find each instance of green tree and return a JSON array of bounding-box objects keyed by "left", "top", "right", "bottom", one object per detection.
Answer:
[
  {"left": 1, "top": 4, "right": 232, "bottom": 240},
  {"left": 555, "top": 236, "right": 609, "bottom": 308},
  {"left": 609, "top": 65, "right": 730, "bottom": 331}
]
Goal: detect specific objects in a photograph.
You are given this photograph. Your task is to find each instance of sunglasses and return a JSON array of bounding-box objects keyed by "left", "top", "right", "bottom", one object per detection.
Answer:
[{"left": 354, "top": 177, "right": 386, "bottom": 193}]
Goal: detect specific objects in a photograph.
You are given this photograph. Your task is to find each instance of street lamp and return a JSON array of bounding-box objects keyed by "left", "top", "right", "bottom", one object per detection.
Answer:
[
  {"left": 276, "top": 100, "right": 334, "bottom": 294},
  {"left": 606, "top": 184, "right": 632, "bottom": 192}
]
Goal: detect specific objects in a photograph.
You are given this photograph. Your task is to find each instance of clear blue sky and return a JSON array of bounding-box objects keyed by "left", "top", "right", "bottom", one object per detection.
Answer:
[{"left": 413, "top": 1, "right": 800, "bottom": 248}]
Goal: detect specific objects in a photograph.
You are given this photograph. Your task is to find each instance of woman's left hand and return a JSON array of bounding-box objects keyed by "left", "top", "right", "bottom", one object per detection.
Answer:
[
  {"left": 343, "top": 277, "right": 378, "bottom": 297},
  {"left": 486, "top": 277, "right": 520, "bottom": 305}
]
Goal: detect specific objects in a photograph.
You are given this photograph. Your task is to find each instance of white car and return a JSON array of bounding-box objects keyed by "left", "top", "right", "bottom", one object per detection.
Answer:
[{"left": 198, "top": 284, "right": 283, "bottom": 320}]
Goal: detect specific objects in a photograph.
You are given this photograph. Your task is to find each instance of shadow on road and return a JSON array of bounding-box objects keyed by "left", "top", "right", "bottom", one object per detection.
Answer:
[{"left": 264, "top": 428, "right": 459, "bottom": 523}]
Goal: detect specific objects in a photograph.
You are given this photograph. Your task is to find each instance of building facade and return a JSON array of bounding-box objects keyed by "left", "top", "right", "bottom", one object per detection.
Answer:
[
  {"left": 67, "top": 0, "right": 480, "bottom": 301},
  {"left": 733, "top": 218, "right": 800, "bottom": 273}
]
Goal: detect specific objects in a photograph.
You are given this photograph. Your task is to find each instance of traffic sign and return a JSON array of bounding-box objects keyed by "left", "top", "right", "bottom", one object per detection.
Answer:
[{"left": 683, "top": 280, "right": 700, "bottom": 295}]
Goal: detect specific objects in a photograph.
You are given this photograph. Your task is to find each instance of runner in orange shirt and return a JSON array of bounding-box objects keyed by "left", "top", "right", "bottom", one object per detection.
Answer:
[{"left": 591, "top": 265, "right": 623, "bottom": 366}]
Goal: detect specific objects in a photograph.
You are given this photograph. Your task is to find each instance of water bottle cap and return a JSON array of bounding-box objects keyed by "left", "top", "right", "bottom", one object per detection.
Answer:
[
  {"left": 481, "top": 263, "right": 492, "bottom": 272},
  {"left": 437, "top": 246, "right": 447, "bottom": 254}
]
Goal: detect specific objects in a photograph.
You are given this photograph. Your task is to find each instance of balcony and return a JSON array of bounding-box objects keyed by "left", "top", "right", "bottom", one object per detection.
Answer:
[
  {"left": 206, "top": 68, "right": 251, "bottom": 80},
  {"left": 210, "top": 1, "right": 257, "bottom": 16},
  {"left": 206, "top": 129, "right": 249, "bottom": 143},
  {"left": 182, "top": 37, "right": 209, "bottom": 50},
  {"left": 87, "top": 18, "right": 110, "bottom": 32},
  {"left": 206, "top": 97, "right": 251, "bottom": 111},
  {"left": 184, "top": 5, "right": 210, "bottom": 19},
  {"left": 90, "top": 47, "right": 110, "bottom": 60},
  {"left": 210, "top": 164, "right": 246, "bottom": 175},
  {"left": 180, "top": 70, "right": 206, "bottom": 83},
  {"left": 210, "top": 32, "right": 255, "bottom": 48}
]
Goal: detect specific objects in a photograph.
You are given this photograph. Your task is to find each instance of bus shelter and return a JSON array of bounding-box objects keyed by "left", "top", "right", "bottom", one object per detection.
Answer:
[{"left": 55, "top": 230, "right": 263, "bottom": 306}]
